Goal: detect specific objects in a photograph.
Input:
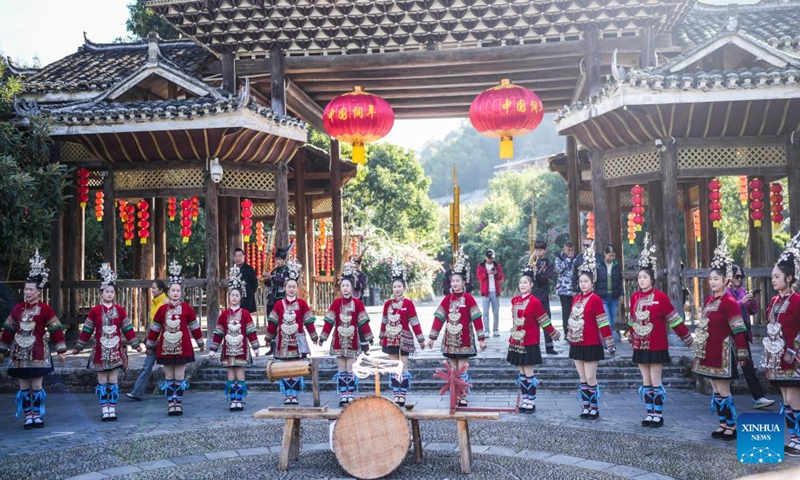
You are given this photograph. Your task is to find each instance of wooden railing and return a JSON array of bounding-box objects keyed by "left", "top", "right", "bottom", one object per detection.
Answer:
[{"left": 311, "top": 276, "right": 336, "bottom": 315}]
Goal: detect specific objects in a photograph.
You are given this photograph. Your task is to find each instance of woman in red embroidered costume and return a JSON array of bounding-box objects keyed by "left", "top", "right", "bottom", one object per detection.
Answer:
[
  {"left": 568, "top": 242, "right": 615, "bottom": 420},
  {"left": 629, "top": 234, "right": 693, "bottom": 428},
  {"left": 508, "top": 258, "right": 561, "bottom": 413},
  {"left": 691, "top": 238, "right": 748, "bottom": 441},
  {"left": 72, "top": 264, "right": 142, "bottom": 421},
  {"left": 209, "top": 265, "right": 260, "bottom": 411},
  {"left": 266, "top": 259, "right": 317, "bottom": 405},
  {"left": 146, "top": 260, "right": 205, "bottom": 416},
  {"left": 428, "top": 249, "right": 486, "bottom": 407},
  {"left": 0, "top": 250, "right": 66, "bottom": 429},
  {"left": 380, "top": 262, "right": 425, "bottom": 406},
  {"left": 762, "top": 233, "right": 800, "bottom": 456},
  {"left": 318, "top": 263, "right": 373, "bottom": 406}
]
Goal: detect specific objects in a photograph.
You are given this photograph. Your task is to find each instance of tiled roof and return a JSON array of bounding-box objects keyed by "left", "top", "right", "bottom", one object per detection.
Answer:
[
  {"left": 675, "top": 1, "right": 800, "bottom": 52},
  {"left": 22, "top": 36, "right": 214, "bottom": 94}
]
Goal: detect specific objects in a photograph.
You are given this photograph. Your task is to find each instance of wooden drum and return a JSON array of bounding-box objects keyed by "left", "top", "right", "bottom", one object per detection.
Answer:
[
  {"left": 265, "top": 360, "right": 311, "bottom": 382},
  {"left": 333, "top": 396, "right": 410, "bottom": 479}
]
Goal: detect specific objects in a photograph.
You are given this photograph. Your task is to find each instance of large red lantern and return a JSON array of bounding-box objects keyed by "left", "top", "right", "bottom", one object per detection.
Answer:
[
  {"left": 630, "top": 184, "right": 645, "bottom": 231},
  {"left": 323, "top": 86, "right": 395, "bottom": 165},
  {"left": 770, "top": 183, "right": 784, "bottom": 228},
  {"left": 749, "top": 178, "right": 764, "bottom": 227},
  {"left": 241, "top": 199, "right": 253, "bottom": 243},
  {"left": 137, "top": 200, "right": 150, "bottom": 244},
  {"left": 167, "top": 197, "right": 177, "bottom": 222},
  {"left": 77, "top": 169, "right": 90, "bottom": 208},
  {"left": 709, "top": 178, "right": 722, "bottom": 228},
  {"left": 180, "top": 198, "right": 192, "bottom": 243},
  {"left": 94, "top": 191, "right": 104, "bottom": 222},
  {"left": 469, "top": 79, "right": 544, "bottom": 159}
]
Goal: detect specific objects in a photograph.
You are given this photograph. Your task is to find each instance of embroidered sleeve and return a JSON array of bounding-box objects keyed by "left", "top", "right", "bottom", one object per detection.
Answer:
[
  {"left": 429, "top": 303, "right": 446, "bottom": 340},
  {"left": 267, "top": 307, "right": 280, "bottom": 326},
  {"left": 244, "top": 313, "right": 260, "bottom": 350},
  {"left": 407, "top": 301, "right": 424, "bottom": 342},
  {"left": 302, "top": 304, "right": 319, "bottom": 342},
  {"left": 76, "top": 309, "right": 96, "bottom": 351},
  {"left": 44, "top": 308, "right": 67, "bottom": 353},
  {"left": 120, "top": 314, "right": 140, "bottom": 347},
  {"left": 357, "top": 307, "right": 373, "bottom": 343},
  {"left": 319, "top": 304, "right": 336, "bottom": 342},
  {"left": 209, "top": 317, "right": 225, "bottom": 351}
]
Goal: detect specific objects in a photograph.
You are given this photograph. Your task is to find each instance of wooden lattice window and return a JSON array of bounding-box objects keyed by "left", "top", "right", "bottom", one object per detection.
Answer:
[
  {"left": 220, "top": 169, "right": 276, "bottom": 191},
  {"left": 604, "top": 151, "right": 660, "bottom": 179},
  {"left": 678, "top": 145, "right": 786, "bottom": 169},
  {"left": 61, "top": 142, "right": 97, "bottom": 162},
  {"left": 114, "top": 169, "right": 204, "bottom": 190},
  {"left": 312, "top": 197, "right": 333, "bottom": 216}
]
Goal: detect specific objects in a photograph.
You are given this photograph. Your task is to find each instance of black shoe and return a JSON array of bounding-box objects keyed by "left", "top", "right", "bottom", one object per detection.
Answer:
[
  {"left": 580, "top": 408, "right": 590, "bottom": 419},
  {"left": 721, "top": 427, "right": 736, "bottom": 441},
  {"left": 527, "top": 404, "right": 536, "bottom": 414},
  {"left": 545, "top": 347, "right": 558, "bottom": 355},
  {"left": 588, "top": 409, "right": 600, "bottom": 420},
  {"left": 711, "top": 426, "right": 725, "bottom": 438},
  {"left": 649, "top": 416, "right": 663, "bottom": 428},
  {"left": 126, "top": 393, "right": 143, "bottom": 401},
  {"left": 32, "top": 418, "right": 44, "bottom": 428},
  {"left": 641, "top": 415, "right": 653, "bottom": 427},
  {"left": 785, "top": 442, "right": 800, "bottom": 457},
  {"left": 23, "top": 419, "right": 33, "bottom": 430}
]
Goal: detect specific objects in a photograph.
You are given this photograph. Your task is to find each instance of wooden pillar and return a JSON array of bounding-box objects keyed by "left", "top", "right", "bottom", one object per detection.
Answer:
[
  {"left": 140, "top": 199, "right": 154, "bottom": 280},
  {"left": 270, "top": 46, "right": 286, "bottom": 116},
  {"left": 331, "top": 140, "right": 343, "bottom": 275},
  {"left": 683, "top": 187, "right": 698, "bottom": 269},
  {"left": 588, "top": 149, "right": 609, "bottom": 249},
  {"left": 154, "top": 197, "right": 167, "bottom": 279},
  {"left": 698, "top": 180, "right": 717, "bottom": 268},
  {"left": 103, "top": 169, "right": 117, "bottom": 270},
  {"left": 660, "top": 143, "right": 684, "bottom": 328},
  {"left": 65, "top": 178, "right": 84, "bottom": 318},
  {"left": 648, "top": 180, "right": 665, "bottom": 280},
  {"left": 305, "top": 196, "right": 315, "bottom": 303},
  {"left": 293, "top": 150, "right": 308, "bottom": 281},
  {"left": 222, "top": 53, "right": 237, "bottom": 94},
  {"left": 788, "top": 139, "right": 800, "bottom": 235},
  {"left": 218, "top": 196, "right": 229, "bottom": 275},
  {"left": 226, "top": 196, "right": 242, "bottom": 259},
  {"left": 276, "top": 160, "right": 290, "bottom": 250},
  {"left": 566, "top": 136, "right": 582, "bottom": 252},
  {"left": 49, "top": 212, "right": 64, "bottom": 318},
  {"left": 584, "top": 25, "right": 601, "bottom": 96},
  {"left": 205, "top": 174, "right": 221, "bottom": 336},
  {"left": 608, "top": 186, "right": 622, "bottom": 266},
  {"left": 639, "top": 24, "right": 656, "bottom": 69}
]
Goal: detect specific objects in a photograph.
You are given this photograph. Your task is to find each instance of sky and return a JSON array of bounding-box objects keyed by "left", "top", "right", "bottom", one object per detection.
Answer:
[{"left": 0, "top": 0, "right": 462, "bottom": 152}]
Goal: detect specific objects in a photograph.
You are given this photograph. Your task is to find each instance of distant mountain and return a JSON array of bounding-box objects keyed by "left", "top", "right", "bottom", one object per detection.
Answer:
[{"left": 418, "top": 114, "right": 563, "bottom": 198}]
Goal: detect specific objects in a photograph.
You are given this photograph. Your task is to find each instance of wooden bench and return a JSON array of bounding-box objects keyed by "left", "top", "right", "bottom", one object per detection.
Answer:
[{"left": 253, "top": 406, "right": 499, "bottom": 474}]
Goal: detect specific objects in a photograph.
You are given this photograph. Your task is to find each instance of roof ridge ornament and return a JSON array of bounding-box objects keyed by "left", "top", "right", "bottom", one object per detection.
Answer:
[{"left": 147, "top": 32, "right": 162, "bottom": 65}]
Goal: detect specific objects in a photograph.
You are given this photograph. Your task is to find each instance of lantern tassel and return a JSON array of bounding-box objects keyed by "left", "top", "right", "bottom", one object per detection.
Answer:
[
  {"left": 183, "top": 237, "right": 189, "bottom": 244},
  {"left": 140, "top": 238, "right": 147, "bottom": 245},
  {"left": 754, "top": 220, "right": 761, "bottom": 227},
  {"left": 244, "top": 236, "right": 250, "bottom": 243},
  {"left": 500, "top": 136, "right": 513, "bottom": 159},
  {"left": 352, "top": 143, "right": 365, "bottom": 164}
]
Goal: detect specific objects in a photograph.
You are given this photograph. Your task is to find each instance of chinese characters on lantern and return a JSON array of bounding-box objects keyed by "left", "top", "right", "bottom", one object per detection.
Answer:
[{"left": 323, "top": 86, "right": 395, "bottom": 165}]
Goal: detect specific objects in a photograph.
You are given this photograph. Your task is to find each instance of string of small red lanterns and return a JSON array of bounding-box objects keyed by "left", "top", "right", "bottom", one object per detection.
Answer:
[
  {"left": 241, "top": 199, "right": 253, "bottom": 242},
  {"left": 738, "top": 176, "right": 748, "bottom": 206},
  {"left": 137, "top": 200, "right": 150, "bottom": 244},
  {"left": 586, "top": 212, "right": 595, "bottom": 240},
  {"left": 94, "top": 191, "right": 104, "bottom": 222},
  {"left": 191, "top": 196, "right": 200, "bottom": 222},
  {"left": 256, "top": 221, "right": 265, "bottom": 251},
  {"left": 627, "top": 213, "right": 636, "bottom": 245},
  {"left": 122, "top": 201, "right": 136, "bottom": 246},
  {"left": 180, "top": 198, "right": 193, "bottom": 243},
  {"left": 167, "top": 197, "right": 177, "bottom": 222},
  {"left": 77, "top": 169, "right": 90, "bottom": 208},
  {"left": 708, "top": 179, "right": 722, "bottom": 228},
  {"left": 749, "top": 178, "right": 764, "bottom": 227},
  {"left": 693, "top": 208, "right": 702, "bottom": 242},
  {"left": 630, "top": 185, "right": 645, "bottom": 232},
  {"left": 770, "top": 183, "right": 784, "bottom": 228}
]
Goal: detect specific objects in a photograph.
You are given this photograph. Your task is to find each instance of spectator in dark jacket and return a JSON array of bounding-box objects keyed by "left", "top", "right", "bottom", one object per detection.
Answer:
[
  {"left": 233, "top": 248, "right": 259, "bottom": 313},
  {"left": 555, "top": 241, "right": 576, "bottom": 336},
  {"left": 530, "top": 240, "right": 558, "bottom": 354},
  {"left": 596, "top": 244, "right": 623, "bottom": 343}
]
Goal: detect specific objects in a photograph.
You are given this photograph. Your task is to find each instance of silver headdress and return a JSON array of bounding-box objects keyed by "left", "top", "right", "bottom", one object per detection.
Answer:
[
  {"left": 228, "top": 265, "right": 245, "bottom": 297},
  {"left": 710, "top": 237, "right": 734, "bottom": 280},
  {"left": 286, "top": 258, "right": 302, "bottom": 282},
  {"left": 340, "top": 261, "right": 356, "bottom": 284},
  {"left": 27, "top": 249, "right": 49, "bottom": 288},
  {"left": 99, "top": 263, "right": 117, "bottom": 289},
  {"left": 168, "top": 259, "right": 184, "bottom": 285},
  {"left": 577, "top": 241, "right": 598, "bottom": 282},
  {"left": 391, "top": 260, "right": 406, "bottom": 283},
  {"left": 776, "top": 231, "right": 800, "bottom": 280},
  {"left": 637, "top": 233, "right": 658, "bottom": 278},
  {"left": 451, "top": 247, "right": 470, "bottom": 282}
]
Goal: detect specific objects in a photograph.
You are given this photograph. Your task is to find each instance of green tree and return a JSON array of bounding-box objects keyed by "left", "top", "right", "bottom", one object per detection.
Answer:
[
  {"left": 344, "top": 143, "right": 439, "bottom": 249},
  {"left": 123, "top": 0, "right": 180, "bottom": 41}
]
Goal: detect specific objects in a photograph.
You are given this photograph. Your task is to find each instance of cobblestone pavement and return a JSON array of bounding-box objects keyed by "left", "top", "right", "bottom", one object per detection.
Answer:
[{"left": 0, "top": 296, "right": 793, "bottom": 479}]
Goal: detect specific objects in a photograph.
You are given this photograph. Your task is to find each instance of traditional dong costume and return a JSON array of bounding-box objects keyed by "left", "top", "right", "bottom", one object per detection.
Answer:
[
  {"left": 319, "top": 263, "right": 373, "bottom": 405},
  {"left": 629, "top": 234, "right": 693, "bottom": 427},
  {"left": 691, "top": 238, "right": 748, "bottom": 438},
  {"left": 146, "top": 260, "right": 205, "bottom": 415},
  {"left": 380, "top": 262, "right": 424, "bottom": 406},
  {"left": 429, "top": 249, "right": 485, "bottom": 406},
  {"left": 508, "top": 260, "right": 561, "bottom": 413},
  {"left": 265, "top": 259, "right": 318, "bottom": 405},
  {"left": 568, "top": 242, "right": 614, "bottom": 419},
  {"left": 74, "top": 264, "right": 140, "bottom": 421},
  {"left": 762, "top": 233, "right": 800, "bottom": 456},
  {"left": 210, "top": 265, "right": 260, "bottom": 411},
  {"left": 0, "top": 250, "right": 66, "bottom": 429}
]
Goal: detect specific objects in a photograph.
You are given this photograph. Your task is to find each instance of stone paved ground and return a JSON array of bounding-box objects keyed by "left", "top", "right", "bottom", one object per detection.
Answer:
[{"left": 0, "top": 296, "right": 794, "bottom": 479}]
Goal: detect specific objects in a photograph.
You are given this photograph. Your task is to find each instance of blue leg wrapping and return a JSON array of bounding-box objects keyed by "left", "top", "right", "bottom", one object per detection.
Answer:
[
  {"left": 579, "top": 383, "right": 590, "bottom": 408},
  {"left": 296, "top": 377, "right": 305, "bottom": 395},
  {"left": 160, "top": 380, "right": 173, "bottom": 398},
  {"left": 15, "top": 390, "right": 29, "bottom": 418},
  {"left": 333, "top": 372, "right": 347, "bottom": 394},
  {"left": 390, "top": 375, "right": 400, "bottom": 394},
  {"left": 711, "top": 393, "right": 725, "bottom": 421},
  {"left": 95, "top": 384, "right": 106, "bottom": 406},
  {"left": 721, "top": 396, "right": 737, "bottom": 426},
  {"left": 32, "top": 389, "right": 46, "bottom": 417},
  {"left": 459, "top": 373, "right": 471, "bottom": 394},
  {"left": 351, "top": 373, "right": 359, "bottom": 393},
  {"left": 527, "top": 376, "right": 538, "bottom": 401},
  {"left": 400, "top": 372, "right": 412, "bottom": 394},
  {"left": 653, "top": 385, "right": 665, "bottom": 415},
  {"left": 225, "top": 381, "right": 236, "bottom": 400},
  {"left": 108, "top": 384, "right": 119, "bottom": 406},
  {"left": 238, "top": 381, "right": 247, "bottom": 400},
  {"left": 588, "top": 384, "right": 600, "bottom": 409}
]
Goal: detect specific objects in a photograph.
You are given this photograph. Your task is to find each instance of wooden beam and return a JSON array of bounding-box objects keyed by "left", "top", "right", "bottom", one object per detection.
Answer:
[
  {"left": 103, "top": 169, "right": 117, "bottom": 271},
  {"left": 331, "top": 140, "right": 343, "bottom": 276},
  {"left": 49, "top": 212, "right": 63, "bottom": 318},
  {"left": 788, "top": 138, "right": 800, "bottom": 235},
  {"left": 222, "top": 53, "right": 237, "bottom": 94},
  {"left": 310, "top": 82, "right": 574, "bottom": 101},
  {"left": 293, "top": 150, "right": 308, "bottom": 294},
  {"left": 589, "top": 149, "right": 609, "bottom": 249},
  {"left": 584, "top": 25, "right": 601, "bottom": 97},
  {"left": 154, "top": 197, "right": 167, "bottom": 279},
  {"left": 285, "top": 79, "right": 325, "bottom": 133},
  {"left": 271, "top": 45, "right": 286, "bottom": 116},
  {"left": 275, "top": 159, "right": 290, "bottom": 250},
  {"left": 205, "top": 172, "right": 221, "bottom": 336},
  {"left": 649, "top": 180, "right": 665, "bottom": 273},
  {"left": 218, "top": 187, "right": 278, "bottom": 199},
  {"left": 660, "top": 142, "right": 684, "bottom": 329},
  {"left": 65, "top": 171, "right": 84, "bottom": 318},
  {"left": 698, "top": 180, "right": 713, "bottom": 269},
  {"left": 305, "top": 195, "right": 315, "bottom": 299},
  {"left": 566, "top": 136, "right": 582, "bottom": 253},
  {"left": 116, "top": 187, "right": 204, "bottom": 198},
  {"left": 227, "top": 196, "right": 242, "bottom": 256},
  {"left": 640, "top": 24, "right": 656, "bottom": 69}
]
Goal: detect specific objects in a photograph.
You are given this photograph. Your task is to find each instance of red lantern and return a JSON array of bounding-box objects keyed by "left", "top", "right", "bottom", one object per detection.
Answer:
[
  {"left": 191, "top": 196, "right": 199, "bottom": 222},
  {"left": 167, "top": 197, "right": 177, "bottom": 222},
  {"left": 708, "top": 179, "right": 722, "bottom": 228},
  {"left": 77, "top": 169, "right": 90, "bottom": 208},
  {"left": 749, "top": 178, "right": 764, "bottom": 227},
  {"left": 180, "top": 199, "right": 192, "bottom": 243},
  {"left": 241, "top": 199, "right": 253, "bottom": 242},
  {"left": 739, "top": 176, "right": 748, "bottom": 206},
  {"left": 122, "top": 202, "right": 136, "bottom": 246},
  {"left": 137, "top": 200, "right": 150, "bottom": 244},
  {"left": 586, "top": 212, "right": 595, "bottom": 239},
  {"left": 256, "top": 221, "right": 265, "bottom": 251},
  {"left": 323, "top": 86, "right": 395, "bottom": 165},
  {"left": 94, "top": 191, "right": 104, "bottom": 222},
  {"left": 470, "top": 79, "right": 544, "bottom": 159},
  {"left": 630, "top": 184, "right": 645, "bottom": 232},
  {"left": 627, "top": 212, "right": 636, "bottom": 245},
  {"left": 770, "top": 183, "right": 784, "bottom": 228},
  {"left": 693, "top": 208, "right": 701, "bottom": 242}
]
